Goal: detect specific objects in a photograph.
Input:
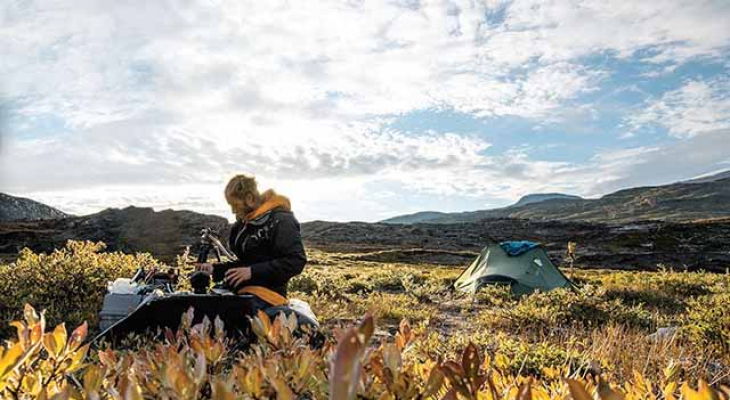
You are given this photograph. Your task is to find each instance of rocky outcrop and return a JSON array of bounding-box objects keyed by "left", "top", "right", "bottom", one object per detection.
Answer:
[
  {"left": 0, "top": 206, "right": 229, "bottom": 262},
  {"left": 0, "top": 193, "right": 69, "bottom": 221}
]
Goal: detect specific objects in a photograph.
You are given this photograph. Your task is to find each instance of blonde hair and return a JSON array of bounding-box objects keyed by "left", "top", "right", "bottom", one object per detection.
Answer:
[{"left": 225, "top": 174, "right": 259, "bottom": 203}]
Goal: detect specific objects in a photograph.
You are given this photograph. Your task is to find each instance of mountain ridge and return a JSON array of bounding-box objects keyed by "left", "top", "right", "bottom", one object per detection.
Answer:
[
  {"left": 513, "top": 193, "right": 583, "bottom": 207},
  {"left": 683, "top": 169, "right": 730, "bottom": 184},
  {"left": 1, "top": 194, "right": 729, "bottom": 272},
  {"left": 381, "top": 174, "right": 730, "bottom": 224}
]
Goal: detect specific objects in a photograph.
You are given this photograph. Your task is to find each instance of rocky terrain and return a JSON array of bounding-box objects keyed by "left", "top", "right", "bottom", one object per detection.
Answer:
[
  {"left": 383, "top": 174, "right": 730, "bottom": 224},
  {"left": 0, "top": 193, "right": 69, "bottom": 221},
  {"left": 302, "top": 218, "right": 730, "bottom": 272},
  {"left": 1, "top": 186, "right": 729, "bottom": 272},
  {"left": 0, "top": 206, "right": 229, "bottom": 263}
]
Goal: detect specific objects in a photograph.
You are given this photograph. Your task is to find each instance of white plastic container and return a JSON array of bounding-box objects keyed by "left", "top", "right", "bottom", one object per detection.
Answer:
[{"left": 107, "top": 278, "right": 139, "bottom": 294}]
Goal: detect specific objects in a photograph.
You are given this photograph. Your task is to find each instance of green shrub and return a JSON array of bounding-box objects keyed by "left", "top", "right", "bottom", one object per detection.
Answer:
[
  {"left": 288, "top": 273, "right": 319, "bottom": 294},
  {"left": 474, "top": 285, "right": 517, "bottom": 307},
  {"left": 0, "top": 240, "right": 159, "bottom": 338},
  {"left": 581, "top": 270, "right": 721, "bottom": 317},
  {"left": 491, "top": 335, "right": 589, "bottom": 378},
  {"left": 484, "top": 287, "right": 654, "bottom": 332},
  {"left": 603, "top": 287, "right": 686, "bottom": 314},
  {"left": 684, "top": 293, "right": 730, "bottom": 353}
]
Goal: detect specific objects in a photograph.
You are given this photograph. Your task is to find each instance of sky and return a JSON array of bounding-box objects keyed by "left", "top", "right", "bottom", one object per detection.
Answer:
[{"left": 0, "top": 0, "right": 729, "bottom": 222}]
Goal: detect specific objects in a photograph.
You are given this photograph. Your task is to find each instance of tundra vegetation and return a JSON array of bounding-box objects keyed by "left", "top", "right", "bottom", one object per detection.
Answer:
[{"left": 0, "top": 241, "right": 728, "bottom": 399}]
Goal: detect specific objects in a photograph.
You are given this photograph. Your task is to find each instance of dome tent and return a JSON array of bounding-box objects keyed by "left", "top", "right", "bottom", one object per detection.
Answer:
[{"left": 453, "top": 241, "right": 574, "bottom": 295}]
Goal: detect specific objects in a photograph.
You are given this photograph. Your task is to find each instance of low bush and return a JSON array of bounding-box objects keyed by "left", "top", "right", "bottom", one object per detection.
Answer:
[
  {"left": 684, "top": 293, "right": 730, "bottom": 354},
  {"left": 0, "top": 241, "right": 159, "bottom": 338},
  {"left": 490, "top": 334, "right": 590, "bottom": 378},
  {"left": 474, "top": 285, "right": 516, "bottom": 307},
  {"left": 1, "top": 244, "right": 728, "bottom": 391},
  {"left": 482, "top": 286, "right": 654, "bottom": 333},
  {"left": 1, "top": 304, "right": 728, "bottom": 399}
]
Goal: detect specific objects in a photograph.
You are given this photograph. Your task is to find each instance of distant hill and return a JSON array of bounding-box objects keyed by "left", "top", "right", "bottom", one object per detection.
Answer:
[
  {"left": 382, "top": 177, "right": 730, "bottom": 224},
  {"left": 683, "top": 169, "right": 730, "bottom": 184},
  {"left": 381, "top": 193, "right": 581, "bottom": 224},
  {"left": 512, "top": 193, "right": 583, "bottom": 207},
  {"left": 0, "top": 193, "right": 69, "bottom": 221},
  {"left": 380, "top": 211, "right": 448, "bottom": 224},
  {"left": 381, "top": 194, "right": 583, "bottom": 224},
  {"left": 0, "top": 206, "right": 229, "bottom": 262},
  {"left": 2, "top": 190, "right": 729, "bottom": 272}
]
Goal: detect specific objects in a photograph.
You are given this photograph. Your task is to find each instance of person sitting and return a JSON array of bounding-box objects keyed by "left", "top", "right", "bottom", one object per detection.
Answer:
[{"left": 196, "top": 174, "right": 307, "bottom": 311}]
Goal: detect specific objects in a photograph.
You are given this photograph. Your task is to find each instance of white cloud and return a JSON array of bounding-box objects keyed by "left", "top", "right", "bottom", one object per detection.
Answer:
[
  {"left": 584, "top": 129, "right": 730, "bottom": 194},
  {"left": 1, "top": 0, "right": 730, "bottom": 221},
  {"left": 5, "top": 125, "right": 728, "bottom": 222},
  {"left": 488, "top": 0, "right": 730, "bottom": 64},
  {"left": 626, "top": 78, "right": 730, "bottom": 138},
  {"left": 0, "top": 117, "right": 493, "bottom": 191},
  {"left": 7, "top": 0, "right": 727, "bottom": 132}
]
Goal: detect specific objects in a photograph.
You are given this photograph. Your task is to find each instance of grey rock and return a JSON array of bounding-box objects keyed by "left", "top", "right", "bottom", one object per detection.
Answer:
[{"left": 0, "top": 193, "right": 69, "bottom": 221}]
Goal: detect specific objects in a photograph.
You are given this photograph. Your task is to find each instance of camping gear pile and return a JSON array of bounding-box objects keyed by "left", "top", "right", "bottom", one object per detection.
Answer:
[
  {"left": 94, "top": 228, "right": 319, "bottom": 346},
  {"left": 454, "top": 241, "right": 574, "bottom": 295}
]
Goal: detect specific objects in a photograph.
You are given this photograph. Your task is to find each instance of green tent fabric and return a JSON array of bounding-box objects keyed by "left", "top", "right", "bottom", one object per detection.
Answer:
[{"left": 454, "top": 243, "right": 574, "bottom": 295}]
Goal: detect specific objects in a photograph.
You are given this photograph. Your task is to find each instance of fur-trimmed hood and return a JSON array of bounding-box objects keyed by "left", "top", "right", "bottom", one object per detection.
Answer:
[{"left": 245, "top": 189, "right": 291, "bottom": 221}]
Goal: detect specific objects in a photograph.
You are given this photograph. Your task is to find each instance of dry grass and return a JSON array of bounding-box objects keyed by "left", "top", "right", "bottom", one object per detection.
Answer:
[
  {"left": 1, "top": 241, "right": 728, "bottom": 398},
  {"left": 291, "top": 250, "right": 730, "bottom": 385}
]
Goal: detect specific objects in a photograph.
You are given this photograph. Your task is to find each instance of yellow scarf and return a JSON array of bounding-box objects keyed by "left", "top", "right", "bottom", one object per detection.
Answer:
[
  {"left": 238, "top": 286, "right": 288, "bottom": 306},
  {"left": 245, "top": 189, "right": 291, "bottom": 221}
]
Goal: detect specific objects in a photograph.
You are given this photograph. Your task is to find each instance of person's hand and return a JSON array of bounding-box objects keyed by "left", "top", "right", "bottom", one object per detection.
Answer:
[
  {"left": 194, "top": 262, "right": 213, "bottom": 274},
  {"left": 225, "top": 267, "right": 252, "bottom": 288}
]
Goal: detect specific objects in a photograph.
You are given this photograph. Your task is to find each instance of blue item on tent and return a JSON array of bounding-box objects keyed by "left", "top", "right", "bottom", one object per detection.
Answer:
[{"left": 499, "top": 241, "right": 539, "bottom": 257}]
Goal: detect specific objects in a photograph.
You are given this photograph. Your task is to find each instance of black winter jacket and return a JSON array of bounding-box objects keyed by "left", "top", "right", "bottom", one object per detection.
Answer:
[{"left": 213, "top": 208, "right": 307, "bottom": 297}]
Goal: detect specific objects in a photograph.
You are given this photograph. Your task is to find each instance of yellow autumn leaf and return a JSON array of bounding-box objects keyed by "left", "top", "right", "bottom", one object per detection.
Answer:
[
  {"left": 664, "top": 382, "right": 678, "bottom": 400},
  {"left": 598, "top": 378, "right": 625, "bottom": 400},
  {"left": 52, "top": 324, "right": 68, "bottom": 355},
  {"left": 566, "top": 379, "right": 593, "bottom": 400},
  {"left": 211, "top": 377, "right": 236, "bottom": 400},
  {"left": 66, "top": 343, "right": 90, "bottom": 373},
  {"left": 30, "top": 322, "right": 43, "bottom": 344},
  {"left": 68, "top": 322, "right": 88, "bottom": 351},
  {"left": 697, "top": 380, "right": 721, "bottom": 400},
  {"left": 24, "top": 304, "right": 40, "bottom": 325},
  {"left": 43, "top": 333, "right": 58, "bottom": 359},
  {"left": 680, "top": 382, "right": 712, "bottom": 400},
  {"left": 0, "top": 342, "right": 26, "bottom": 381}
]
